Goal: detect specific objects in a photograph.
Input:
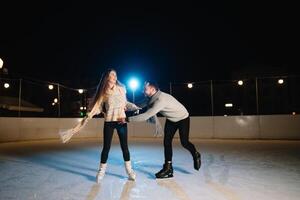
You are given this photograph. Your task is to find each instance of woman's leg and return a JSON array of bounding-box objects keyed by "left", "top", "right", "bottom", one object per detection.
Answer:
[
  {"left": 97, "top": 122, "right": 115, "bottom": 182},
  {"left": 100, "top": 122, "right": 115, "bottom": 163},
  {"left": 116, "top": 123, "right": 130, "bottom": 161},
  {"left": 116, "top": 123, "right": 136, "bottom": 180}
]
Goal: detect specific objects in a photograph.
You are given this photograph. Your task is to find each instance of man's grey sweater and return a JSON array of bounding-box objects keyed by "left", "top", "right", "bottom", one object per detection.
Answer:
[{"left": 128, "top": 90, "right": 189, "bottom": 122}]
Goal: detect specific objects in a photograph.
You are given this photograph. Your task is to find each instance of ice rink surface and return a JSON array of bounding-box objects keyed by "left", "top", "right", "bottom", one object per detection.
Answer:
[{"left": 1, "top": 138, "right": 300, "bottom": 200}]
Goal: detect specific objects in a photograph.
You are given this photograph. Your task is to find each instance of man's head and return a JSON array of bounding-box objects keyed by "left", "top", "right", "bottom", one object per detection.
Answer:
[{"left": 143, "top": 81, "right": 159, "bottom": 97}]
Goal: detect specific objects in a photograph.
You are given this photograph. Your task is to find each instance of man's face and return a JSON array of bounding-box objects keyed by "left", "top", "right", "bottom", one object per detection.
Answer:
[{"left": 143, "top": 84, "right": 155, "bottom": 97}]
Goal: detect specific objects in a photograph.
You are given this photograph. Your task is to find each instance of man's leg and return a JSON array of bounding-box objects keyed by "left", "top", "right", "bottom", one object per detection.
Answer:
[
  {"left": 164, "top": 119, "right": 178, "bottom": 162},
  {"left": 178, "top": 117, "right": 201, "bottom": 170},
  {"left": 155, "top": 119, "right": 177, "bottom": 179},
  {"left": 178, "top": 117, "right": 197, "bottom": 155}
]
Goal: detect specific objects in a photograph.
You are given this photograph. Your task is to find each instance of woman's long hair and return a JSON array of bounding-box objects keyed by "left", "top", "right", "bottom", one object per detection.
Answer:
[{"left": 91, "top": 69, "right": 123, "bottom": 110}]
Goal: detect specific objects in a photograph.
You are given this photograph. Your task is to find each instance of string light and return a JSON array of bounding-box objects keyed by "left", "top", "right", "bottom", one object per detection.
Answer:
[
  {"left": 278, "top": 79, "right": 284, "bottom": 84},
  {"left": 4, "top": 83, "right": 10, "bottom": 88},
  {"left": 187, "top": 83, "right": 193, "bottom": 88}
]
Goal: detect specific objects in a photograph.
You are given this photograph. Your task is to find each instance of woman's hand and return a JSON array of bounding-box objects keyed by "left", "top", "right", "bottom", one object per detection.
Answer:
[{"left": 117, "top": 117, "right": 127, "bottom": 124}]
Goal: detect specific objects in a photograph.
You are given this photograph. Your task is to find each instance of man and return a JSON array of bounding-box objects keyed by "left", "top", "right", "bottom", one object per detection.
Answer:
[{"left": 119, "top": 81, "right": 201, "bottom": 179}]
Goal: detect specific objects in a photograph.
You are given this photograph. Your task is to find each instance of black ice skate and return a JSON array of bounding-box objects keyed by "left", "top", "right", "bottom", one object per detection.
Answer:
[
  {"left": 193, "top": 151, "right": 201, "bottom": 170},
  {"left": 155, "top": 162, "right": 173, "bottom": 179}
]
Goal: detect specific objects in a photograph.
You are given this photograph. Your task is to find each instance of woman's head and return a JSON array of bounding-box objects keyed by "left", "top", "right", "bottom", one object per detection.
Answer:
[
  {"left": 107, "top": 70, "right": 117, "bottom": 84},
  {"left": 91, "top": 69, "right": 122, "bottom": 107},
  {"left": 101, "top": 69, "right": 117, "bottom": 86}
]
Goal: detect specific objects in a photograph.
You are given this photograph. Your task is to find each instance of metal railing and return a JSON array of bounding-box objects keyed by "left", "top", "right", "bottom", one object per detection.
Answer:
[{"left": 1, "top": 76, "right": 299, "bottom": 117}]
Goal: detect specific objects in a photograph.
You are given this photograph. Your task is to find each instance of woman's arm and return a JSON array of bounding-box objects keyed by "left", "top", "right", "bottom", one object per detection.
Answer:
[
  {"left": 120, "top": 86, "right": 142, "bottom": 111},
  {"left": 125, "top": 101, "right": 142, "bottom": 111},
  {"left": 87, "top": 99, "right": 103, "bottom": 119}
]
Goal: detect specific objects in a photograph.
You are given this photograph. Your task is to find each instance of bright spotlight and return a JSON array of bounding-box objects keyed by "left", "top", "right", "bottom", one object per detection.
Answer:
[{"left": 128, "top": 78, "right": 139, "bottom": 91}]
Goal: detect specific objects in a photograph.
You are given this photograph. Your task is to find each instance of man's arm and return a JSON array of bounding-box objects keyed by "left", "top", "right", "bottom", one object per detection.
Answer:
[
  {"left": 128, "top": 100, "right": 164, "bottom": 122},
  {"left": 133, "top": 98, "right": 149, "bottom": 109}
]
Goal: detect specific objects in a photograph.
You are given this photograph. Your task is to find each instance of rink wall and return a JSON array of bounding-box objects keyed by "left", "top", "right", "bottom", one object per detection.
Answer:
[{"left": 1, "top": 115, "right": 300, "bottom": 142}]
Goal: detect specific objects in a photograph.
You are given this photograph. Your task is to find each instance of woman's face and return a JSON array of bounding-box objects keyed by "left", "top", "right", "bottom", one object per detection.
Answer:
[{"left": 107, "top": 71, "right": 117, "bottom": 84}]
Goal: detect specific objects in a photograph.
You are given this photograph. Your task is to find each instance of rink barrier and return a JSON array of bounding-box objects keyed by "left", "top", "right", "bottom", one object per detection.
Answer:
[{"left": 0, "top": 115, "right": 300, "bottom": 142}]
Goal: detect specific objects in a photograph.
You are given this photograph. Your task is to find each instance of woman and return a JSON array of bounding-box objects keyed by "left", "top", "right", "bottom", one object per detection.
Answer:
[{"left": 60, "top": 69, "right": 140, "bottom": 182}]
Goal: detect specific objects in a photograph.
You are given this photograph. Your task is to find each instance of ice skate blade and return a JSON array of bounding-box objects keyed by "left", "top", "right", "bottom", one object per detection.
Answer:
[{"left": 155, "top": 174, "right": 174, "bottom": 180}]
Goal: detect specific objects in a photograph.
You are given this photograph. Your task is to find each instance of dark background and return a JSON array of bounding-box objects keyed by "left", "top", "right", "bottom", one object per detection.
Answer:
[{"left": 0, "top": 2, "right": 299, "bottom": 116}]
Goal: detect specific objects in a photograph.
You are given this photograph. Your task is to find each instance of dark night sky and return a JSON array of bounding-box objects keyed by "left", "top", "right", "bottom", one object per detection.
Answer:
[{"left": 0, "top": 2, "right": 298, "bottom": 88}]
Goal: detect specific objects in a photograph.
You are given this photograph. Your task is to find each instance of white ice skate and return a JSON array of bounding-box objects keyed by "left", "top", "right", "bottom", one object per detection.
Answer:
[
  {"left": 96, "top": 163, "right": 107, "bottom": 183},
  {"left": 125, "top": 161, "right": 136, "bottom": 181}
]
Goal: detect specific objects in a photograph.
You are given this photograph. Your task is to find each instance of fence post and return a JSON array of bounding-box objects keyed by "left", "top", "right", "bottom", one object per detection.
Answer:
[
  {"left": 210, "top": 80, "right": 214, "bottom": 116},
  {"left": 255, "top": 77, "right": 259, "bottom": 115},
  {"left": 18, "top": 79, "right": 22, "bottom": 117},
  {"left": 57, "top": 83, "right": 61, "bottom": 117}
]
